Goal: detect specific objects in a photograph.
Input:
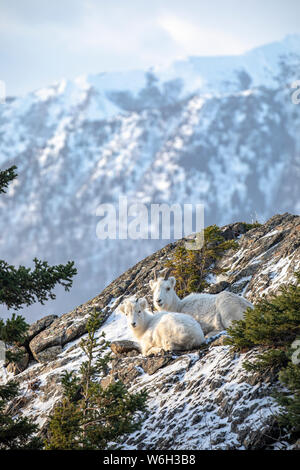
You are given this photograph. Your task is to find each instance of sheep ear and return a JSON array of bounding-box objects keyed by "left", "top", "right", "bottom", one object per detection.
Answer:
[
  {"left": 149, "top": 280, "right": 155, "bottom": 290},
  {"left": 169, "top": 277, "right": 176, "bottom": 288},
  {"left": 139, "top": 298, "right": 148, "bottom": 309},
  {"left": 118, "top": 303, "right": 126, "bottom": 314}
]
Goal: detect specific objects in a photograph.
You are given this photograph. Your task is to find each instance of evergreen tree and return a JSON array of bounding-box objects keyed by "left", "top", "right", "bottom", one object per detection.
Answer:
[
  {"left": 0, "top": 166, "right": 77, "bottom": 449},
  {"left": 0, "top": 165, "right": 17, "bottom": 194},
  {"left": 226, "top": 272, "right": 300, "bottom": 353},
  {"left": 276, "top": 362, "right": 300, "bottom": 433},
  {"left": 0, "top": 381, "right": 42, "bottom": 449},
  {"left": 0, "top": 313, "right": 43, "bottom": 449},
  {"left": 226, "top": 272, "right": 300, "bottom": 440},
  {"left": 0, "top": 258, "right": 76, "bottom": 310},
  {"left": 45, "top": 309, "right": 147, "bottom": 450}
]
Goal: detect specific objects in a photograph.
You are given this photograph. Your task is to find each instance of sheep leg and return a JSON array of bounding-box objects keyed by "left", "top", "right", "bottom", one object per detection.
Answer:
[
  {"left": 213, "top": 311, "right": 226, "bottom": 331},
  {"left": 162, "top": 339, "right": 175, "bottom": 353},
  {"left": 145, "top": 346, "right": 164, "bottom": 356}
]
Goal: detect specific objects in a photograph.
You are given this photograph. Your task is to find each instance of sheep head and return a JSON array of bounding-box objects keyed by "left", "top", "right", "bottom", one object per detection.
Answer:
[
  {"left": 149, "top": 272, "right": 177, "bottom": 311},
  {"left": 119, "top": 297, "right": 148, "bottom": 331}
]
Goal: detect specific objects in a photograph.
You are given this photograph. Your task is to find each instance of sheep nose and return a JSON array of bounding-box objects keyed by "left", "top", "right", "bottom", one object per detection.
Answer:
[{"left": 131, "top": 322, "right": 136, "bottom": 328}]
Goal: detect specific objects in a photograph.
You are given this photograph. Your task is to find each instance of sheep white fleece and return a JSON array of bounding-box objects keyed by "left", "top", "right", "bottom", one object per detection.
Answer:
[
  {"left": 118, "top": 297, "right": 205, "bottom": 356},
  {"left": 150, "top": 277, "right": 253, "bottom": 335}
]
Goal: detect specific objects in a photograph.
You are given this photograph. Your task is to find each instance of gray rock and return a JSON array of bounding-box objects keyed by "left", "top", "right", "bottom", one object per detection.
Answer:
[
  {"left": 210, "top": 336, "right": 228, "bottom": 347},
  {"left": 33, "top": 345, "right": 63, "bottom": 363},
  {"left": 26, "top": 315, "right": 58, "bottom": 343},
  {"left": 29, "top": 312, "right": 89, "bottom": 357},
  {"left": 208, "top": 281, "right": 230, "bottom": 294},
  {"left": 110, "top": 340, "right": 140, "bottom": 356},
  {"left": 142, "top": 355, "right": 173, "bottom": 375},
  {"left": 6, "top": 346, "right": 29, "bottom": 375}
]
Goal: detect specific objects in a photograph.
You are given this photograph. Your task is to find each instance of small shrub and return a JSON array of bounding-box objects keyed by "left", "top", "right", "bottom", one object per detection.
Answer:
[
  {"left": 242, "top": 221, "right": 262, "bottom": 231},
  {"left": 165, "top": 224, "right": 238, "bottom": 297}
]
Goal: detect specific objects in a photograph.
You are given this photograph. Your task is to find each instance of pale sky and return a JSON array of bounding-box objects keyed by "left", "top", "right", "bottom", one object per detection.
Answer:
[{"left": 1, "top": 0, "right": 300, "bottom": 96}]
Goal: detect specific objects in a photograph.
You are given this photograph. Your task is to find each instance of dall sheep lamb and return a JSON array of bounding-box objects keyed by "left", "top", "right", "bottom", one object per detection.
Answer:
[
  {"left": 118, "top": 297, "right": 205, "bottom": 356},
  {"left": 150, "top": 270, "right": 253, "bottom": 335}
]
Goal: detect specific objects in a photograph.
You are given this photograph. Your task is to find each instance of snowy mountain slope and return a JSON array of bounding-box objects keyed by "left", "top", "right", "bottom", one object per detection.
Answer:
[
  {"left": 2, "top": 213, "right": 299, "bottom": 449},
  {"left": 0, "top": 35, "right": 299, "bottom": 321}
]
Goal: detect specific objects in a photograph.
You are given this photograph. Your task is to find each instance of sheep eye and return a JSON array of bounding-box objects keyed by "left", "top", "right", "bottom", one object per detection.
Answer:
[
  {"left": 138, "top": 310, "right": 141, "bottom": 314},
  {"left": 166, "top": 287, "right": 170, "bottom": 291}
]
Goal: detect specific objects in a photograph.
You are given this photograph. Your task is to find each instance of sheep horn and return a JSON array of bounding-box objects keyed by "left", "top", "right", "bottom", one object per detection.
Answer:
[
  {"left": 163, "top": 268, "right": 172, "bottom": 280},
  {"left": 153, "top": 270, "right": 157, "bottom": 281}
]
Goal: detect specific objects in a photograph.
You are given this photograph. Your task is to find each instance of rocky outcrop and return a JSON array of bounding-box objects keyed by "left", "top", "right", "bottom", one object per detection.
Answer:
[
  {"left": 1, "top": 213, "right": 299, "bottom": 449},
  {"left": 119, "top": 347, "right": 280, "bottom": 450},
  {"left": 29, "top": 310, "right": 89, "bottom": 363},
  {"left": 6, "top": 347, "right": 29, "bottom": 375},
  {"left": 16, "top": 213, "right": 299, "bottom": 369},
  {"left": 26, "top": 315, "right": 58, "bottom": 343},
  {"left": 218, "top": 213, "right": 300, "bottom": 302}
]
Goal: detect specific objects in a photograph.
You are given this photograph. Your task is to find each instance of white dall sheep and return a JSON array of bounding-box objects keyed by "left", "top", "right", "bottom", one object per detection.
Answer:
[
  {"left": 118, "top": 297, "right": 205, "bottom": 356},
  {"left": 150, "top": 271, "right": 253, "bottom": 335}
]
